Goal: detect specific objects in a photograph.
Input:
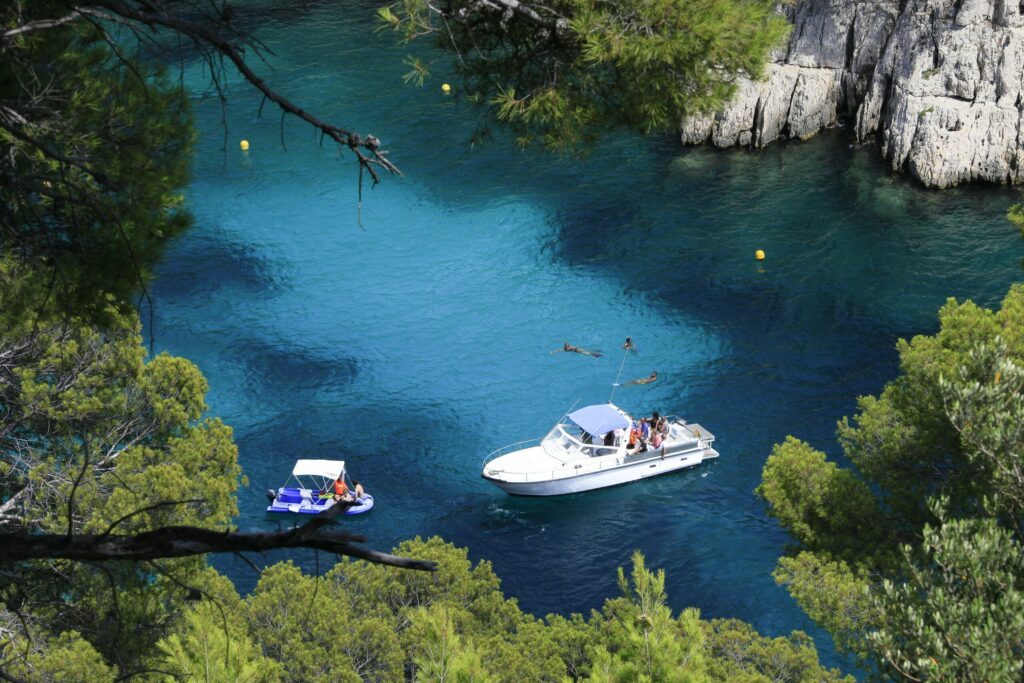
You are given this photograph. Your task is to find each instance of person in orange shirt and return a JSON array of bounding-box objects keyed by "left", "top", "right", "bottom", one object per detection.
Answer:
[{"left": 333, "top": 477, "right": 354, "bottom": 502}]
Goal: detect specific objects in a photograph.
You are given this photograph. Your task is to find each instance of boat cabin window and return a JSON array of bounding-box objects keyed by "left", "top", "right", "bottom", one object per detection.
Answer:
[{"left": 546, "top": 425, "right": 622, "bottom": 458}]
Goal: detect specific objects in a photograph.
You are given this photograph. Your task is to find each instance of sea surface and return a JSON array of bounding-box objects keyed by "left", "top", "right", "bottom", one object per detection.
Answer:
[{"left": 150, "top": 1, "right": 1024, "bottom": 672}]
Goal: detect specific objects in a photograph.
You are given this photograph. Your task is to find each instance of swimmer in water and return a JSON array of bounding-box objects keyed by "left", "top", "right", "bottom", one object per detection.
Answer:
[
  {"left": 623, "top": 371, "right": 658, "bottom": 386},
  {"left": 550, "top": 342, "right": 603, "bottom": 357},
  {"left": 623, "top": 337, "right": 637, "bottom": 353}
]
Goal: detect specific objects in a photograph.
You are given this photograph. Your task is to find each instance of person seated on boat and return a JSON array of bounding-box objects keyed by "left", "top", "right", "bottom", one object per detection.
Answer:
[
  {"left": 603, "top": 431, "right": 616, "bottom": 446},
  {"left": 628, "top": 420, "right": 649, "bottom": 452},
  {"left": 333, "top": 476, "right": 356, "bottom": 503},
  {"left": 637, "top": 419, "right": 650, "bottom": 452},
  {"left": 650, "top": 411, "right": 668, "bottom": 436},
  {"left": 352, "top": 480, "right": 365, "bottom": 500},
  {"left": 650, "top": 430, "right": 664, "bottom": 449}
]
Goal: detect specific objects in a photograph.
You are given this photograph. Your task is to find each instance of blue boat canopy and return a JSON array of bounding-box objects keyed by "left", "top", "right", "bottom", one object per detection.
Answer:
[{"left": 568, "top": 404, "right": 630, "bottom": 436}]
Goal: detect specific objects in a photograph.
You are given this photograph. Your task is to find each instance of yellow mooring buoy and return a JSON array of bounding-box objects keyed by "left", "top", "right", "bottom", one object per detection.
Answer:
[
  {"left": 755, "top": 249, "right": 765, "bottom": 261},
  {"left": 239, "top": 139, "right": 250, "bottom": 151},
  {"left": 441, "top": 83, "right": 452, "bottom": 94}
]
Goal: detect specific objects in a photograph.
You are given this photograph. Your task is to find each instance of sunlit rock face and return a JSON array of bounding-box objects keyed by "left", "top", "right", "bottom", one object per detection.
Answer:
[{"left": 680, "top": 0, "right": 1024, "bottom": 188}]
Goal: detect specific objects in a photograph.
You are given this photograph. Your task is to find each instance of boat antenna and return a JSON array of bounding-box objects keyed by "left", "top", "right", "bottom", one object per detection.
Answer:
[{"left": 609, "top": 337, "right": 633, "bottom": 403}]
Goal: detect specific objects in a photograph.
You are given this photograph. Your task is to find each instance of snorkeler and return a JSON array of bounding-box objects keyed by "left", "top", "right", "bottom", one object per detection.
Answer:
[
  {"left": 551, "top": 342, "right": 603, "bottom": 358},
  {"left": 623, "top": 337, "right": 637, "bottom": 353},
  {"left": 623, "top": 371, "right": 658, "bottom": 386}
]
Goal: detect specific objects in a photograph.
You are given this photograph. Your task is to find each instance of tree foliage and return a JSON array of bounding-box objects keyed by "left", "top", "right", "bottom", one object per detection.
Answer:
[
  {"left": 381, "top": 0, "right": 790, "bottom": 150},
  {"left": 758, "top": 284, "right": 1024, "bottom": 679},
  {"left": 0, "top": 300, "right": 432, "bottom": 677},
  {"left": 117, "top": 539, "right": 848, "bottom": 683},
  {"left": 871, "top": 515, "right": 1024, "bottom": 683},
  {"left": 1, "top": 11, "right": 192, "bottom": 320},
  {"left": 0, "top": 298, "right": 240, "bottom": 668},
  {"left": 158, "top": 602, "right": 283, "bottom": 683},
  {"left": 0, "top": 1, "right": 398, "bottom": 319}
]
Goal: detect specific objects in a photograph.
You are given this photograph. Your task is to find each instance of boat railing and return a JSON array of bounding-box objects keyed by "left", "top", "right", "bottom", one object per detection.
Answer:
[
  {"left": 483, "top": 452, "right": 616, "bottom": 483},
  {"left": 482, "top": 438, "right": 542, "bottom": 467}
]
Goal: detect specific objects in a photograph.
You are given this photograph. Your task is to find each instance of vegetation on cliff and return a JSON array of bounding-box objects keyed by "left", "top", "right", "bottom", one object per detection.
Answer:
[{"left": 381, "top": 0, "right": 789, "bottom": 150}]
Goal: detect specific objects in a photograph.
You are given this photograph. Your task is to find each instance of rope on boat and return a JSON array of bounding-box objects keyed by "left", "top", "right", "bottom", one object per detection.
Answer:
[{"left": 608, "top": 338, "right": 631, "bottom": 403}]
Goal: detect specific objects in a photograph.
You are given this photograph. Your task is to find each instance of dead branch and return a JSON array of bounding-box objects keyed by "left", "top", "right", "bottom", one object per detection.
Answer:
[{"left": 1, "top": 524, "right": 437, "bottom": 571}]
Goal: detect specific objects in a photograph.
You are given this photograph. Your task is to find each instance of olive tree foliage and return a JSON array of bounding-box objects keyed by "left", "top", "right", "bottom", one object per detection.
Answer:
[
  {"left": 870, "top": 513, "right": 1024, "bottom": 683},
  {"left": 135, "top": 539, "right": 848, "bottom": 683},
  {"left": 757, "top": 284, "right": 1024, "bottom": 680},
  {"left": 379, "top": 0, "right": 790, "bottom": 150}
]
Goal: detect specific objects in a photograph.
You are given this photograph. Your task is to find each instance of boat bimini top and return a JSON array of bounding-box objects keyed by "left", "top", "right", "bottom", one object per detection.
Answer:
[
  {"left": 567, "top": 404, "right": 630, "bottom": 437},
  {"left": 290, "top": 459, "right": 345, "bottom": 490}
]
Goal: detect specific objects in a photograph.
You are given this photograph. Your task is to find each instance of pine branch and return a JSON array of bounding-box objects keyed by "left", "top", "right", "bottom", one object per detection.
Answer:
[{"left": 83, "top": 0, "right": 401, "bottom": 184}]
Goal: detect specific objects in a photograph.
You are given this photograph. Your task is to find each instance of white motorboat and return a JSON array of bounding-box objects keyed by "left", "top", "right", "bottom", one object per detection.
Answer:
[{"left": 481, "top": 403, "right": 718, "bottom": 496}]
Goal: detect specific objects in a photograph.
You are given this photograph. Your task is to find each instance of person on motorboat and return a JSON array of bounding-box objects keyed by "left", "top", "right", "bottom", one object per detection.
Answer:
[
  {"left": 627, "top": 419, "right": 649, "bottom": 452},
  {"left": 651, "top": 411, "right": 668, "bottom": 436},
  {"left": 551, "top": 342, "right": 603, "bottom": 358}
]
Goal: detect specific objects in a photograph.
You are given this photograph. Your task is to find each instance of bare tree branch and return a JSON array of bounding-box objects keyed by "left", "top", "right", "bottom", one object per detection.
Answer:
[
  {"left": 82, "top": 0, "right": 401, "bottom": 184},
  {"left": 1, "top": 11, "right": 83, "bottom": 40},
  {"left": 1, "top": 524, "right": 437, "bottom": 571}
]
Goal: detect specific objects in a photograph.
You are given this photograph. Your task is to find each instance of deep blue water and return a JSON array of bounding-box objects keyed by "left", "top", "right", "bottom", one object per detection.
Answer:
[{"left": 150, "top": 2, "right": 1024, "bottom": 673}]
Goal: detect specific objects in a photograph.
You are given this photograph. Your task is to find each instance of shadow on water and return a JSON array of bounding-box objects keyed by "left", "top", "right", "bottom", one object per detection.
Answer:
[
  {"left": 235, "top": 338, "right": 359, "bottom": 393},
  {"left": 152, "top": 231, "right": 284, "bottom": 301}
]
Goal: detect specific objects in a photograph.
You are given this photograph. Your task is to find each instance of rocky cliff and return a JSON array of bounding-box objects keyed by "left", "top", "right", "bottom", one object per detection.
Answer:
[{"left": 680, "top": 0, "right": 1024, "bottom": 188}]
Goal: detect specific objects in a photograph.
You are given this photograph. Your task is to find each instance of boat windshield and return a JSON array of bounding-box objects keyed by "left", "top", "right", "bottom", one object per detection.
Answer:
[{"left": 544, "top": 424, "right": 619, "bottom": 458}]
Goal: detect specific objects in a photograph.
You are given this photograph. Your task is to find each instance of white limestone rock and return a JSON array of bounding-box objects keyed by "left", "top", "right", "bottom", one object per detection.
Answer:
[{"left": 680, "top": 0, "right": 1024, "bottom": 187}]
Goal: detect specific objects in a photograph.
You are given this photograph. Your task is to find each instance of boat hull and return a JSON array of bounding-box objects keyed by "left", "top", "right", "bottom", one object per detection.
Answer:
[
  {"left": 482, "top": 447, "right": 718, "bottom": 496},
  {"left": 266, "top": 487, "right": 374, "bottom": 515}
]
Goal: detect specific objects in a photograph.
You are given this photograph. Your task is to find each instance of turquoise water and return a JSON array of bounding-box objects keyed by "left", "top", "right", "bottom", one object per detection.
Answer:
[{"left": 150, "top": 2, "right": 1024, "bottom": 671}]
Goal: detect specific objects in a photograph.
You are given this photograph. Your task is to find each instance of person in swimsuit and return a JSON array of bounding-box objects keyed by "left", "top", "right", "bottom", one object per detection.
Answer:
[
  {"left": 624, "top": 371, "right": 658, "bottom": 386},
  {"left": 551, "top": 342, "right": 603, "bottom": 357}
]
